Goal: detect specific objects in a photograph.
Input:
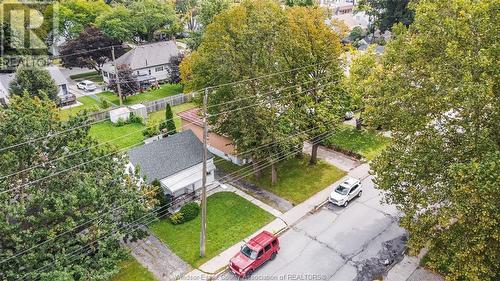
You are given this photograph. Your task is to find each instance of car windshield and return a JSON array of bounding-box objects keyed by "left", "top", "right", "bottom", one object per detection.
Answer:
[
  {"left": 335, "top": 185, "right": 350, "bottom": 195},
  {"left": 240, "top": 245, "right": 258, "bottom": 260}
]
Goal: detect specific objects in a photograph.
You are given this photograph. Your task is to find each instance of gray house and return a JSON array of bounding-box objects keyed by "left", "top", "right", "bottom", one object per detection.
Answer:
[
  {"left": 128, "top": 130, "right": 216, "bottom": 198},
  {"left": 0, "top": 66, "right": 73, "bottom": 105},
  {"left": 101, "top": 41, "right": 180, "bottom": 86}
]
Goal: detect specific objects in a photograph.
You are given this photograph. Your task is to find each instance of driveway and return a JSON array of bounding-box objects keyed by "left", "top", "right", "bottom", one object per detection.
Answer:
[{"left": 217, "top": 176, "right": 407, "bottom": 281}]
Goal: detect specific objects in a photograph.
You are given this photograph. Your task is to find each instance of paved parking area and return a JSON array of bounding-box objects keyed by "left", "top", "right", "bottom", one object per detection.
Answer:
[{"left": 217, "top": 176, "right": 406, "bottom": 281}]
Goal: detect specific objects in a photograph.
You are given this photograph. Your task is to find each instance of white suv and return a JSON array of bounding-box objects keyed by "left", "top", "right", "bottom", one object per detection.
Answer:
[
  {"left": 76, "top": 80, "right": 97, "bottom": 92},
  {"left": 329, "top": 177, "right": 362, "bottom": 207}
]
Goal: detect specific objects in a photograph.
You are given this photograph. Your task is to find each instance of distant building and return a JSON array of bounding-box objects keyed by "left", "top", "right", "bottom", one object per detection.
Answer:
[
  {"left": 101, "top": 41, "right": 181, "bottom": 86},
  {"left": 128, "top": 130, "right": 216, "bottom": 198},
  {"left": 320, "top": 0, "right": 354, "bottom": 15}
]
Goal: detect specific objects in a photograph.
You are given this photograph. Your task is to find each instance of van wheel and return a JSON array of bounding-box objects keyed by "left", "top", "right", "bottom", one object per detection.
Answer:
[
  {"left": 245, "top": 269, "right": 254, "bottom": 279},
  {"left": 358, "top": 191, "right": 363, "bottom": 197},
  {"left": 343, "top": 201, "right": 349, "bottom": 207},
  {"left": 271, "top": 252, "right": 277, "bottom": 260}
]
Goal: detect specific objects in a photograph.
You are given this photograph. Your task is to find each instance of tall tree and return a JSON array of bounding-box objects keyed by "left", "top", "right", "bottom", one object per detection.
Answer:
[
  {"left": 159, "top": 104, "right": 176, "bottom": 135},
  {"left": 128, "top": 0, "right": 180, "bottom": 41},
  {"left": 367, "top": 0, "right": 499, "bottom": 280},
  {"left": 60, "top": 26, "right": 125, "bottom": 73},
  {"left": 284, "top": 0, "right": 315, "bottom": 7},
  {"left": 277, "top": 7, "right": 347, "bottom": 165},
  {"left": 96, "top": 5, "right": 136, "bottom": 42},
  {"left": 58, "top": 0, "right": 111, "bottom": 40},
  {"left": 9, "top": 65, "right": 59, "bottom": 101},
  {"left": 344, "top": 47, "right": 380, "bottom": 129},
  {"left": 0, "top": 95, "right": 157, "bottom": 280},
  {"left": 108, "top": 64, "right": 139, "bottom": 100},
  {"left": 357, "top": 0, "right": 415, "bottom": 32},
  {"left": 182, "top": 0, "right": 300, "bottom": 184}
]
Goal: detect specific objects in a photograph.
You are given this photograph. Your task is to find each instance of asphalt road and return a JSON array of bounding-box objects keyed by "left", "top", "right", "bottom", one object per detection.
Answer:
[{"left": 218, "top": 176, "right": 406, "bottom": 281}]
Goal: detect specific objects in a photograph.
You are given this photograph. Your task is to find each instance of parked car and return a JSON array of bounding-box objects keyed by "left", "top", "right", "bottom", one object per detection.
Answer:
[
  {"left": 57, "top": 93, "right": 76, "bottom": 107},
  {"left": 229, "top": 231, "right": 280, "bottom": 278},
  {"left": 329, "top": 177, "right": 362, "bottom": 207},
  {"left": 344, "top": 111, "right": 354, "bottom": 120},
  {"left": 76, "top": 80, "right": 97, "bottom": 92}
]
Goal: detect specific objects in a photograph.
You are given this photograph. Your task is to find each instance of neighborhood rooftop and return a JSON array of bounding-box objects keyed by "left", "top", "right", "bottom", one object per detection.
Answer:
[
  {"left": 113, "top": 41, "right": 180, "bottom": 69},
  {"left": 128, "top": 130, "right": 213, "bottom": 183}
]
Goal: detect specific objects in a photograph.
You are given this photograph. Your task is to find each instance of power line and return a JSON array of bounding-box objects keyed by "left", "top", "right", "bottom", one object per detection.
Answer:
[
  {"left": 0, "top": 123, "right": 325, "bottom": 267},
  {"left": 15, "top": 129, "right": 337, "bottom": 280},
  {"left": 0, "top": 80, "right": 331, "bottom": 183}
]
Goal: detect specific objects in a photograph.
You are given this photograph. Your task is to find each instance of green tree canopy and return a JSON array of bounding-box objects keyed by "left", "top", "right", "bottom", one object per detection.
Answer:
[
  {"left": 367, "top": 0, "right": 499, "bottom": 280},
  {"left": 58, "top": 0, "right": 111, "bottom": 39},
  {"left": 357, "top": 0, "right": 415, "bottom": 32},
  {"left": 181, "top": 0, "right": 346, "bottom": 182},
  {"left": 9, "top": 65, "right": 59, "bottom": 101},
  {"left": 0, "top": 95, "right": 157, "bottom": 280}
]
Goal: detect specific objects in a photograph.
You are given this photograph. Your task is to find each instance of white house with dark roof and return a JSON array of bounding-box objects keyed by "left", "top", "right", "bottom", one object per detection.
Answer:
[
  {"left": 0, "top": 66, "right": 73, "bottom": 105},
  {"left": 127, "top": 130, "right": 216, "bottom": 198},
  {"left": 101, "top": 41, "right": 181, "bottom": 85}
]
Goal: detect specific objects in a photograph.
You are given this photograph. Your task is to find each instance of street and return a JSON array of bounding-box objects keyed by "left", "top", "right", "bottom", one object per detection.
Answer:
[{"left": 217, "top": 176, "right": 406, "bottom": 281}]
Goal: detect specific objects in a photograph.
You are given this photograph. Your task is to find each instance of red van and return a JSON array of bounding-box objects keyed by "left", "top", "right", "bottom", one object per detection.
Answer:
[{"left": 229, "top": 231, "right": 280, "bottom": 278}]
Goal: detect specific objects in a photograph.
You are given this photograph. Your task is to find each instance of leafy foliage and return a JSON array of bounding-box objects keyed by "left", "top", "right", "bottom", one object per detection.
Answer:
[
  {"left": 367, "top": 0, "right": 499, "bottom": 280},
  {"left": 179, "top": 202, "right": 200, "bottom": 222},
  {"left": 357, "top": 0, "right": 415, "bottom": 32},
  {"left": 108, "top": 64, "right": 139, "bottom": 100},
  {"left": 60, "top": 26, "right": 125, "bottom": 73},
  {"left": 0, "top": 95, "right": 157, "bottom": 280},
  {"left": 9, "top": 65, "right": 59, "bottom": 101},
  {"left": 58, "top": 0, "right": 111, "bottom": 39},
  {"left": 159, "top": 104, "right": 176, "bottom": 135}
]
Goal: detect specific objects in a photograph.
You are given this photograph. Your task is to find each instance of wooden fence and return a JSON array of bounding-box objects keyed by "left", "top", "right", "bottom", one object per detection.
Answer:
[{"left": 88, "top": 92, "right": 197, "bottom": 122}]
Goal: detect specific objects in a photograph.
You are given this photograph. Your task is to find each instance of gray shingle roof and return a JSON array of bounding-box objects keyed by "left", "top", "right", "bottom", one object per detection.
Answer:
[
  {"left": 128, "top": 130, "right": 213, "bottom": 183},
  {"left": 115, "top": 41, "right": 180, "bottom": 70}
]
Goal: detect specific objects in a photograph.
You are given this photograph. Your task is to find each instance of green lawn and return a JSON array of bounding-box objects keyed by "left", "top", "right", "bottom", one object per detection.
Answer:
[
  {"left": 59, "top": 96, "right": 103, "bottom": 120},
  {"left": 88, "top": 103, "right": 196, "bottom": 150},
  {"left": 97, "top": 84, "right": 183, "bottom": 106},
  {"left": 323, "top": 125, "right": 391, "bottom": 160},
  {"left": 150, "top": 192, "right": 274, "bottom": 267},
  {"left": 70, "top": 71, "right": 103, "bottom": 83},
  {"left": 112, "top": 258, "right": 157, "bottom": 281},
  {"left": 216, "top": 156, "right": 345, "bottom": 205}
]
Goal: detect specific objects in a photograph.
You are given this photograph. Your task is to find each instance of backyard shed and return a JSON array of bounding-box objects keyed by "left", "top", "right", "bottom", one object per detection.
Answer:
[
  {"left": 129, "top": 104, "right": 147, "bottom": 119},
  {"left": 109, "top": 107, "right": 131, "bottom": 123}
]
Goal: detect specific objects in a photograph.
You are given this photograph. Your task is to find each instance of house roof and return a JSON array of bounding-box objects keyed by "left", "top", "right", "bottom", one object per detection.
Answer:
[
  {"left": 0, "top": 66, "right": 68, "bottom": 99},
  {"left": 114, "top": 41, "right": 180, "bottom": 70},
  {"left": 177, "top": 108, "right": 204, "bottom": 127},
  {"left": 128, "top": 130, "right": 213, "bottom": 183}
]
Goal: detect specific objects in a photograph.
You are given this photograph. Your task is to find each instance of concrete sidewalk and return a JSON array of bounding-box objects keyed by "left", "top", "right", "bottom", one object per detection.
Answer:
[{"left": 180, "top": 164, "right": 371, "bottom": 280}]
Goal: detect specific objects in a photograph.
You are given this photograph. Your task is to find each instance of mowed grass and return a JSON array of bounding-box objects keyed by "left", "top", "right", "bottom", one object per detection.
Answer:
[
  {"left": 88, "top": 103, "right": 196, "bottom": 150},
  {"left": 97, "top": 84, "right": 183, "bottom": 106},
  {"left": 216, "top": 156, "right": 345, "bottom": 205},
  {"left": 150, "top": 192, "right": 274, "bottom": 267},
  {"left": 323, "top": 125, "right": 391, "bottom": 160},
  {"left": 59, "top": 96, "right": 102, "bottom": 120},
  {"left": 112, "top": 258, "right": 157, "bottom": 281},
  {"left": 70, "top": 71, "right": 103, "bottom": 83}
]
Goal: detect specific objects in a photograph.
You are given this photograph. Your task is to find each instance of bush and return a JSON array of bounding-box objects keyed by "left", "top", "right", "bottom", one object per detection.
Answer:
[
  {"left": 115, "top": 118, "right": 126, "bottom": 127},
  {"left": 179, "top": 202, "right": 200, "bottom": 222},
  {"left": 101, "top": 99, "right": 111, "bottom": 109},
  {"left": 169, "top": 212, "right": 184, "bottom": 225},
  {"left": 142, "top": 119, "right": 159, "bottom": 138},
  {"left": 129, "top": 113, "right": 143, "bottom": 124}
]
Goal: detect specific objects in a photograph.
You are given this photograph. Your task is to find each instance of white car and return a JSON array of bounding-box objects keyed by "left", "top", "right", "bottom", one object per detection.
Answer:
[
  {"left": 329, "top": 177, "right": 362, "bottom": 207},
  {"left": 76, "top": 80, "right": 97, "bottom": 92}
]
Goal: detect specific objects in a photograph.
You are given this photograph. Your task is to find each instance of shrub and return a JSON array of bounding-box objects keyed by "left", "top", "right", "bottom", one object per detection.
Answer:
[
  {"left": 169, "top": 212, "right": 184, "bottom": 225},
  {"left": 142, "top": 119, "right": 159, "bottom": 137},
  {"left": 101, "top": 99, "right": 110, "bottom": 109},
  {"left": 129, "top": 113, "right": 143, "bottom": 124},
  {"left": 115, "top": 118, "right": 126, "bottom": 127},
  {"left": 179, "top": 202, "right": 200, "bottom": 222}
]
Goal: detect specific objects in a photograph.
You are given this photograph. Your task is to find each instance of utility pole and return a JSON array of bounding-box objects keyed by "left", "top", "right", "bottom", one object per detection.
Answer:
[
  {"left": 200, "top": 88, "right": 209, "bottom": 257},
  {"left": 111, "top": 46, "right": 123, "bottom": 106}
]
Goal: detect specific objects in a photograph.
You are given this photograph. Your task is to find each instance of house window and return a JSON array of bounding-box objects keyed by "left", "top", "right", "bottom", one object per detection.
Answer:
[
  {"left": 155, "top": 66, "right": 164, "bottom": 72},
  {"left": 103, "top": 71, "right": 108, "bottom": 78}
]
